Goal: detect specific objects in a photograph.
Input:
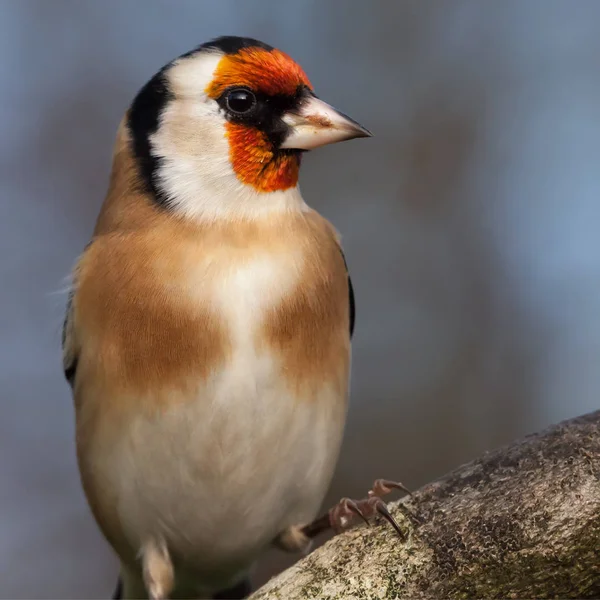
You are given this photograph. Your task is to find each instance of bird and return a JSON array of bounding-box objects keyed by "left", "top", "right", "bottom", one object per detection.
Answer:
[{"left": 62, "top": 35, "right": 408, "bottom": 600}]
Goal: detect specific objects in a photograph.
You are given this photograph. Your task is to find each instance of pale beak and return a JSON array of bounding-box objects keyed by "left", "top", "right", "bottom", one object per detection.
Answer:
[{"left": 280, "top": 93, "right": 372, "bottom": 150}]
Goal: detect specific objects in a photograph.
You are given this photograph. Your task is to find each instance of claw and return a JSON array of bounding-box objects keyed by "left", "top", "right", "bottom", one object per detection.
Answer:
[
  {"left": 370, "top": 478, "right": 412, "bottom": 498},
  {"left": 330, "top": 495, "right": 405, "bottom": 538},
  {"left": 299, "top": 476, "right": 418, "bottom": 543},
  {"left": 373, "top": 498, "right": 404, "bottom": 537},
  {"left": 344, "top": 498, "right": 371, "bottom": 527}
]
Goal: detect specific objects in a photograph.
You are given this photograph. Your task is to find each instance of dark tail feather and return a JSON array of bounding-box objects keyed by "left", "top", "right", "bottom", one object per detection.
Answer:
[
  {"left": 112, "top": 577, "right": 122, "bottom": 600},
  {"left": 213, "top": 578, "right": 252, "bottom": 599},
  {"left": 111, "top": 574, "right": 251, "bottom": 599}
]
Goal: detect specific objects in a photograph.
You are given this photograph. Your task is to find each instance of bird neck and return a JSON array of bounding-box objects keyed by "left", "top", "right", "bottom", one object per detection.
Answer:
[{"left": 94, "top": 119, "right": 308, "bottom": 235}]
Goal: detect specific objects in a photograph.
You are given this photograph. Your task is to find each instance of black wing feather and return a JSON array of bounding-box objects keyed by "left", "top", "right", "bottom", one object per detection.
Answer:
[
  {"left": 338, "top": 247, "right": 355, "bottom": 338},
  {"left": 62, "top": 290, "right": 79, "bottom": 385}
]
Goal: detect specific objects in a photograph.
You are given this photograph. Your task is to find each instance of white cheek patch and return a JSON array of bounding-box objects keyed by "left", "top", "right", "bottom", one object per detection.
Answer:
[
  {"left": 168, "top": 50, "right": 224, "bottom": 99},
  {"left": 150, "top": 107, "right": 307, "bottom": 222},
  {"left": 148, "top": 50, "right": 309, "bottom": 222}
]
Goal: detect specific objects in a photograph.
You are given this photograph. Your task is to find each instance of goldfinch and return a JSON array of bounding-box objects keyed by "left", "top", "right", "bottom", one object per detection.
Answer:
[{"left": 63, "top": 36, "right": 405, "bottom": 600}]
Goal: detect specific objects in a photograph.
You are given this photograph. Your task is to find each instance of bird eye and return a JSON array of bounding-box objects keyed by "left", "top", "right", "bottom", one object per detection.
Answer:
[{"left": 225, "top": 89, "right": 257, "bottom": 114}]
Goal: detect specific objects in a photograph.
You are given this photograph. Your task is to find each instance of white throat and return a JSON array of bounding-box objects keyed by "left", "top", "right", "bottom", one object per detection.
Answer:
[{"left": 151, "top": 117, "right": 308, "bottom": 222}]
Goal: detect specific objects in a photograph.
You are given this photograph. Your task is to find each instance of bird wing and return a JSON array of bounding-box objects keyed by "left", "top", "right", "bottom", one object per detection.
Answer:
[
  {"left": 338, "top": 247, "right": 355, "bottom": 338},
  {"left": 62, "top": 289, "right": 78, "bottom": 386},
  {"left": 62, "top": 242, "right": 91, "bottom": 386}
]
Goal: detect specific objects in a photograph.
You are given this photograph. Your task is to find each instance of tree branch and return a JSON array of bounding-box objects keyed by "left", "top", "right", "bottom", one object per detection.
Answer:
[{"left": 251, "top": 411, "right": 600, "bottom": 599}]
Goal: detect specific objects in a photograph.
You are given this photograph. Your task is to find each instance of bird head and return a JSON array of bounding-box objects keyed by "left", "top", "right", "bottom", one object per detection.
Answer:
[{"left": 127, "top": 36, "right": 371, "bottom": 219}]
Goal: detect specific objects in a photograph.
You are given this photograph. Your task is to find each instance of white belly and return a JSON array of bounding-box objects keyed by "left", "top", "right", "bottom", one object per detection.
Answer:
[
  {"left": 114, "top": 364, "right": 345, "bottom": 567},
  {"left": 104, "top": 252, "right": 348, "bottom": 582}
]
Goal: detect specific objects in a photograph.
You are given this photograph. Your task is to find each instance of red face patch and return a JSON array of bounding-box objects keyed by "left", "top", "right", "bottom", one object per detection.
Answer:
[
  {"left": 206, "top": 47, "right": 311, "bottom": 193},
  {"left": 205, "top": 47, "right": 312, "bottom": 98},
  {"left": 225, "top": 124, "right": 300, "bottom": 193}
]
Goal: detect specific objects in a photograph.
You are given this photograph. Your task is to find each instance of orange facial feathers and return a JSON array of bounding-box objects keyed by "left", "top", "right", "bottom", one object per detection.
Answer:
[
  {"left": 225, "top": 124, "right": 300, "bottom": 193},
  {"left": 205, "top": 47, "right": 311, "bottom": 193},
  {"left": 205, "top": 47, "right": 312, "bottom": 98}
]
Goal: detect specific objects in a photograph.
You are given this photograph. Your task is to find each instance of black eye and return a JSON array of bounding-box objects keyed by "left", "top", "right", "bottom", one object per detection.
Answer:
[{"left": 225, "top": 89, "right": 256, "bottom": 114}]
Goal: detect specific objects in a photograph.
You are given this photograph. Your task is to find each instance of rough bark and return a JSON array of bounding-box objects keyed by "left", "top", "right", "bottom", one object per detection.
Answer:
[{"left": 251, "top": 411, "right": 600, "bottom": 599}]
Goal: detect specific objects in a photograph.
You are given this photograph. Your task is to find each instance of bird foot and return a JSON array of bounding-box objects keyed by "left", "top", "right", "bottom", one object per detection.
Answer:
[
  {"left": 329, "top": 479, "right": 412, "bottom": 537},
  {"left": 300, "top": 478, "right": 417, "bottom": 541}
]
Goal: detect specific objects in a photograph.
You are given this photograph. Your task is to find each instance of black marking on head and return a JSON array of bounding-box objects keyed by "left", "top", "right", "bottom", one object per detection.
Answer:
[
  {"left": 215, "top": 86, "right": 309, "bottom": 149},
  {"left": 128, "top": 65, "right": 173, "bottom": 205},
  {"left": 199, "top": 35, "right": 274, "bottom": 55},
  {"left": 174, "top": 36, "right": 274, "bottom": 65}
]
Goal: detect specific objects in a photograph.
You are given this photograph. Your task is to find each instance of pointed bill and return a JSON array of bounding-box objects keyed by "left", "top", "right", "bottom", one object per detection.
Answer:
[{"left": 280, "top": 94, "right": 372, "bottom": 150}]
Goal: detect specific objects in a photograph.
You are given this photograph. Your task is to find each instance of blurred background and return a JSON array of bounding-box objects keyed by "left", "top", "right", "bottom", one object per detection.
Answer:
[{"left": 2, "top": 0, "right": 600, "bottom": 596}]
